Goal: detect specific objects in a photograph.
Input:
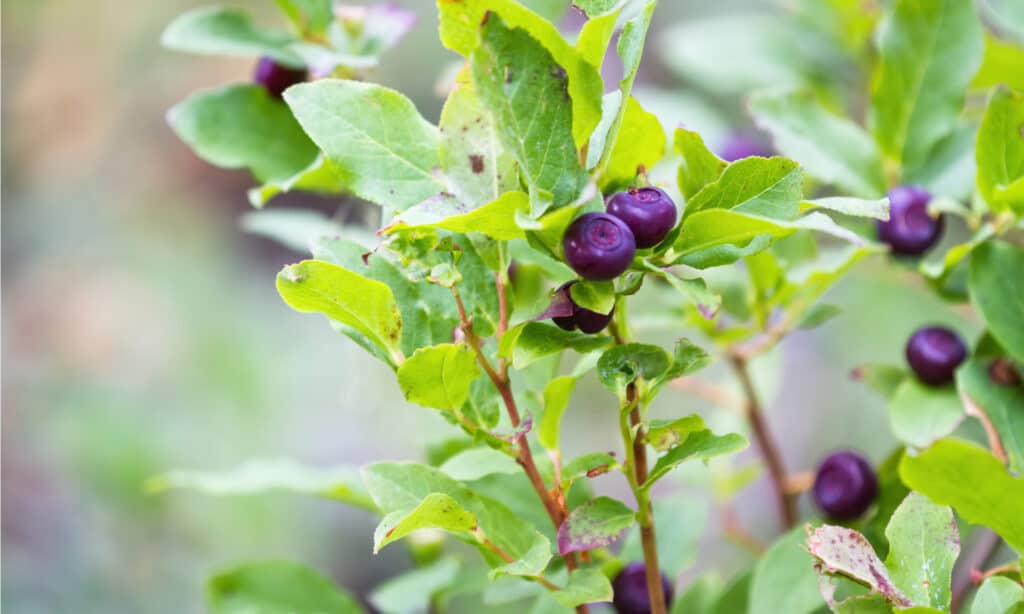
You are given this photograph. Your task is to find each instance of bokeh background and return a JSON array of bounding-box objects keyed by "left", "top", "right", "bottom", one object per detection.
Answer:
[{"left": 1, "top": 1, "right": 984, "bottom": 612}]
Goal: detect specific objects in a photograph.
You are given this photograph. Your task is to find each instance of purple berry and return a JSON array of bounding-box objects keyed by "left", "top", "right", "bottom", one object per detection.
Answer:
[
  {"left": 612, "top": 562, "right": 674, "bottom": 614},
  {"left": 563, "top": 213, "right": 636, "bottom": 281},
  {"left": 905, "top": 326, "right": 968, "bottom": 386},
  {"left": 876, "top": 185, "right": 944, "bottom": 255},
  {"left": 812, "top": 451, "right": 878, "bottom": 520},
  {"left": 605, "top": 187, "right": 679, "bottom": 249},
  {"left": 549, "top": 282, "right": 613, "bottom": 334},
  {"left": 254, "top": 56, "right": 307, "bottom": 99},
  {"left": 719, "top": 133, "right": 771, "bottom": 162}
]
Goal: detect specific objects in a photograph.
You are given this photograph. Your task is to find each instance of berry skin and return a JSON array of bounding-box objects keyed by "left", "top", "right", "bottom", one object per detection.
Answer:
[
  {"left": 550, "top": 282, "right": 613, "bottom": 334},
  {"left": 606, "top": 187, "right": 679, "bottom": 249},
  {"left": 612, "top": 562, "right": 674, "bottom": 614},
  {"left": 876, "top": 185, "right": 944, "bottom": 255},
  {"left": 812, "top": 451, "right": 878, "bottom": 520},
  {"left": 254, "top": 56, "right": 307, "bottom": 99},
  {"left": 719, "top": 133, "right": 771, "bottom": 161},
  {"left": 905, "top": 326, "right": 968, "bottom": 386},
  {"left": 563, "top": 212, "right": 636, "bottom": 281}
]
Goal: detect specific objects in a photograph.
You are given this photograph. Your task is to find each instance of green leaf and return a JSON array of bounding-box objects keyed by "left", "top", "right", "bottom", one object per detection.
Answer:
[
  {"left": 385, "top": 192, "right": 529, "bottom": 241},
  {"left": 972, "top": 35, "right": 1024, "bottom": 92},
  {"left": 369, "top": 558, "right": 460, "bottom": 614},
  {"left": 274, "top": 0, "right": 333, "bottom": 36},
  {"left": 145, "top": 459, "right": 376, "bottom": 511},
  {"left": 374, "top": 492, "right": 478, "bottom": 553},
  {"left": 976, "top": 86, "right": 1024, "bottom": 213},
  {"left": 596, "top": 343, "right": 671, "bottom": 393},
  {"left": 162, "top": 6, "right": 300, "bottom": 64},
  {"left": 684, "top": 156, "right": 802, "bottom": 220},
  {"left": 556, "top": 496, "right": 635, "bottom": 554},
  {"left": 397, "top": 344, "right": 480, "bottom": 411},
  {"left": 168, "top": 84, "right": 317, "bottom": 183},
  {"left": 671, "top": 573, "right": 723, "bottom": 614},
  {"left": 669, "top": 210, "right": 864, "bottom": 269},
  {"left": 887, "top": 378, "right": 965, "bottom": 448},
  {"left": 802, "top": 197, "right": 890, "bottom": 220},
  {"left": 500, "top": 322, "right": 613, "bottom": 370},
  {"left": 539, "top": 375, "right": 577, "bottom": 451},
  {"left": 569, "top": 280, "right": 615, "bottom": 315},
  {"left": 439, "top": 82, "right": 519, "bottom": 208},
  {"left": 644, "top": 430, "right": 749, "bottom": 489},
  {"left": 470, "top": 14, "right": 589, "bottom": 212},
  {"left": 971, "top": 576, "right": 1024, "bottom": 614},
  {"left": 552, "top": 568, "right": 614, "bottom": 608},
  {"left": 710, "top": 568, "right": 753, "bottom": 614},
  {"left": 750, "top": 90, "right": 886, "bottom": 198},
  {"left": 576, "top": 4, "right": 621, "bottom": 67},
  {"left": 645, "top": 265, "right": 722, "bottom": 319},
  {"left": 284, "top": 80, "right": 444, "bottom": 209},
  {"left": 208, "top": 561, "right": 366, "bottom": 614},
  {"left": 869, "top": 0, "right": 984, "bottom": 173},
  {"left": 646, "top": 415, "right": 706, "bottom": 452},
  {"left": 957, "top": 357, "right": 1024, "bottom": 473},
  {"left": 807, "top": 525, "right": 913, "bottom": 607},
  {"left": 561, "top": 452, "right": 619, "bottom": 487},
  {"left": 439, "top": 447, "right": 520, "bottom": 482},
  {"left": 856, "top": 364, "right": 911, "bottom": 399},
  {"left": 675, "top": 127, "right": 728, "bottom": 200},
  {"left": 883, "top": 492, "right": 959, "bottom": 609},
  {"left": 860, "top": 449, "right": 912, "bottom": 559},
  {"left": 970, "top": 241, "right": 1024, "bottom": 364},
  {"left": 277, "top": 259, "right": 404, "bottom": 365},
  {"left": 248, "top": 155, "right": 346, "bottom": 208},
  {"left": 437, "top": 0, "right": 603, "bottom": 149},
  {"left": 313, "top": 237, "right": 460, "bottom": 358},
  {"left": 797, "top": 303, "right": 843, "bottom": 330},
  {"left": 363, "top": 462, "right": 552, "bottom": 571},
  {"left": 749, "top": 527, "right": 824, "bottom": 614},
  {"left": 600, "top": 96, "right": 666, "bottom": 189},
  {"left": 899, "top": 438, "right": 1024, "bottom": 553}
]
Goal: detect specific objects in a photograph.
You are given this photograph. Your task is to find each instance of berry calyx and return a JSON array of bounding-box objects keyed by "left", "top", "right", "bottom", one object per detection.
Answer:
[
  {"left": 612, "top": 562, "right": 674, "bottom": 614},
  {"left": 812, "top": 451, "right": 878, "bottom": 520},
  {"left": 876, "top": 185, "right": 944, "bottom": 255},
  {"left": 549, "top": 282, "right": 613, "bottom": 334},
  {"left": 562, "top": 212, "right": 636, "bottom": 281},
  {"left": 605, "top": 187, "right": 679, "bottom": 249},
  {"left": 905, "top": 326, "right": 968, "bottom": 386},
  {"left": 254, "top": 56, "right": 307, "bottom": 99}
]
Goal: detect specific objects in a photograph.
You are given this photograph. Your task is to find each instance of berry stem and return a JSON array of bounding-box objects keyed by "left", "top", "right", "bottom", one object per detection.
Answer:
[
  {"left": 451, "top": 286, "right": 587, "bottom": 613},
  {"left": 950, "top": 529, "right": 1003, "bottom": 613},
  {"left": 612, "top": 314, "right": 668, "bottom": 614},
  {"left": 960, "top": 392, "right": 1008, "bottom": 465},
  {"left": 728, "top": 354, "right": 797, "bottom": 530}
]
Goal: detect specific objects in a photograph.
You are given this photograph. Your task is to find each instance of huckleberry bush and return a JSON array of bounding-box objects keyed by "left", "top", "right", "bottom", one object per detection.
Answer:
[{"left": 158, "top": 1, "right": 1024, "bottom": 612}]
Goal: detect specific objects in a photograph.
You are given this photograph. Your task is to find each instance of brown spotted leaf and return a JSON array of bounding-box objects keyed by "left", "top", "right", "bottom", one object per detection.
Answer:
[
  {"left": 557, "top": 496, "right": 635, "bottom": 554},
  {"left": 806, "top": 524, "right": 913, "bottom": 608}
]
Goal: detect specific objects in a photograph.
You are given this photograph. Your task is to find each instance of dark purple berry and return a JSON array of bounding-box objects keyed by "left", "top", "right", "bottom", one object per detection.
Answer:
[
  {"left": 254, "top": 56, "right": 307, "bottom": 99},
  {"left": 549, "top": 282, "right": 613, "bottom": 334},
  {"left": 605, "top": 187, "right": 679, "bottom": 249},
  {"left": 719, "top": 133, "right": 771, "bottom": 162},
  {"left": 612, "top": 562, "right": 673, "bottom": 614},
  {"left": 876, "top": 185, "right": 944, "bottom": 255},
  {"left": 562, "top": 213, "right": 636, "bottom": 281},
  {"left": 812, "top": 451, "right": 877, "bottom": 520},
  {"left": 905, "top": 326, "right": 968, "bottom": 386}
]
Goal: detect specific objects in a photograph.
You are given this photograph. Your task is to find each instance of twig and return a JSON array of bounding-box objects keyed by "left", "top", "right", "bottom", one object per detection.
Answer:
[
  {"left": 728, "top": 355, "right": 797, "bottom": 529},
  {"left": 452, "top": 286, "right": 587, "bottom": 613},
  {"left": 961, "top": 393, "right": 1008, "bottom": 465},
  {"left": 951, "top": 530, "right": 1004, "bottom": 613}
]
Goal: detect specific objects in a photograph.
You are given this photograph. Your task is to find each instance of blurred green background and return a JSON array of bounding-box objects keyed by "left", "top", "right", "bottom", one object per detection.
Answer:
[{"left": 1, "top": 1, "right": 983, "bottom": 612}]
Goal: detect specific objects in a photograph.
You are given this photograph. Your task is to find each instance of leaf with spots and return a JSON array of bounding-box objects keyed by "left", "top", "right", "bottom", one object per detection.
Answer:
[
  {"left": 883, "top": 492, "right": 959, "bottom": 610},
  {"left": 277, "top": 259, "right": 404, "bottom": 367},
  {"left": 470, "top": 14, "right": 590, "bottom": 213},
  {"left": 806, "top": 524, "right": 913, "bottom": 607},
  {"left": 556, "top": 496, "right": 635, "bottom": 554},
  {"left": 440, "top": 82, "right": 519, "bottom": 208},
  {"left": 373, "top": 492, "right": 478, "bottom": 552}
]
